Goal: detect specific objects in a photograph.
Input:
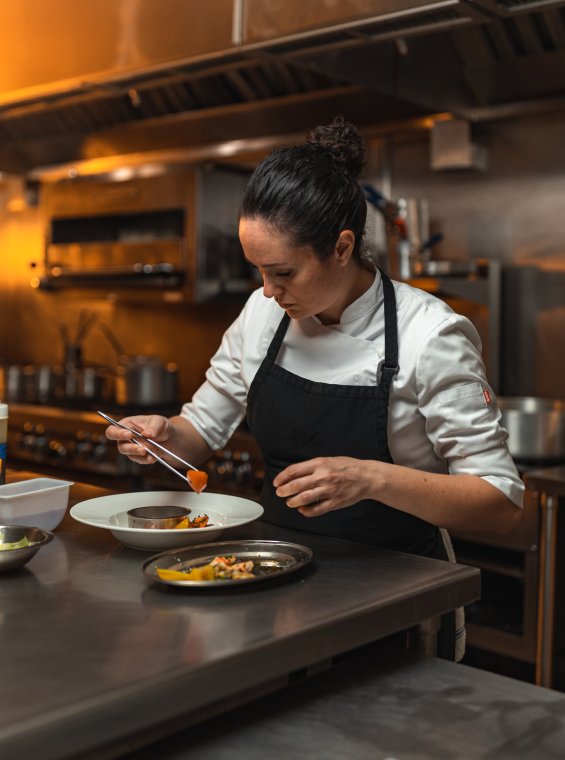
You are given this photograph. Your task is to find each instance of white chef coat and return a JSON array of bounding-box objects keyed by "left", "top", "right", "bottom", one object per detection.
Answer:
[{"left": 182, "top": 271, "right": 524, "bottom": 508}]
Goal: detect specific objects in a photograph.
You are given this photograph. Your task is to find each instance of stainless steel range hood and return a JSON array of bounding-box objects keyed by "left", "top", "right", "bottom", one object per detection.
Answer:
[{"left": 1, "top": 0, "right": 565, "bottom": 175}]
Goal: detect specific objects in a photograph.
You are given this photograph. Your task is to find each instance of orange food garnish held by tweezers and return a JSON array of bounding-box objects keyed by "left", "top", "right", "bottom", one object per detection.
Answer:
[{"left": 187, "top": 469, "right": 208, "bottom": 494}]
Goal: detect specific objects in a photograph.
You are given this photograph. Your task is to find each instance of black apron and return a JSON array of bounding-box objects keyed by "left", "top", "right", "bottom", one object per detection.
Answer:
[{"left": 247, "top": 270, "right": 455, "bottom": 659}]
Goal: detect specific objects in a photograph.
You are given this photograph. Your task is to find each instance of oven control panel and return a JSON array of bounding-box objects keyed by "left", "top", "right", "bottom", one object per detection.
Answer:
[{"left": 7, "top": 406, "right": 129, "bottom": 477}]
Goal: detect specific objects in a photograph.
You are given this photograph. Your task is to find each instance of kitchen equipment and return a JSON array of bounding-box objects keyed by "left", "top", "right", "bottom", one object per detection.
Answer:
[
  {"left": 363, "top": 184, "right": 434, "bottom": 279},
  {"left": 127, "top": 505, "right": 190, "bottom": 530},
  {"left": 0, "top": 403, "right": 7, "bottom": 485},
  {"left": 0, "top": 525, "right": 54, "bottom": 573},
  {"left": 1, "top": 364, "right": 40, "bottom": 403},
  {"left": 70, "top": 490, "right": 264, "bottom": 551},
  {"left": 36, "top": 165, "right": 254, "bottom": 302},
  {"left": 96, "top": 323, "right": 179, "bottom": 407},
  {"left": 0, "top": 477, "right": 73, "bottom": 530},
  {"left": 98, "top": 410, "right": 198, "bottom": 475},
  {"left": 114, "top": 356, "right": 178, "bottom": 407},
  {"left": 143, "top": 540, "right": 313, "bottom": 588},
  {"left": 498, "top": 396, "right": 565, "bottom": 462},
  {"left": 0, "top": 362, "right": 109, "bottom": 405},
  {"left": 57, "top": 313, "right": 114, "bottom": 404}
]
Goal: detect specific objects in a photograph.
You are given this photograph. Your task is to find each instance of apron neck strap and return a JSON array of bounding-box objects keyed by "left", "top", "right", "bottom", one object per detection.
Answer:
[
  {"left": 266, "top": 312, "right": 291, "bottom": 362},
  {"left": 379, "top": 268, "right": 399, "bottom": 392}
]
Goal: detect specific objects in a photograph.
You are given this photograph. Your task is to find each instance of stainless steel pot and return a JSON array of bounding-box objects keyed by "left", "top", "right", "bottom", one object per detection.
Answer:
[
  {"left": 498, "top": 396, "right": 565, "bottom": 462},
  {"left": 0, "top": 363, "right": 112, "bottom": 404},
  {"left": 0, "top": 364, "right": 40, "bottom": 403},
  {"left": 114, "top": 356, "right": 178, "bottom": 407}
]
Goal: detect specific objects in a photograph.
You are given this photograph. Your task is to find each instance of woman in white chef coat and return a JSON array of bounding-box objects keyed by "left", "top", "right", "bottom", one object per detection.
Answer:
[{"left": 105, "top": 117, "right": 523, "bottom": 656}]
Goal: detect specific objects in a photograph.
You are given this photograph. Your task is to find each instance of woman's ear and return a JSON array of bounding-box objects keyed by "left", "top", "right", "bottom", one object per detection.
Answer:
[{"left": 335, "top": 230, "right": 355, "bottom": 265}]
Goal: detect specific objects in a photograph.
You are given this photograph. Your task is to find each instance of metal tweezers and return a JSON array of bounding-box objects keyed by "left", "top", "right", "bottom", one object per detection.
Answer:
[{"left": 97, "top": 411, "right": 197, "bottom": 487}]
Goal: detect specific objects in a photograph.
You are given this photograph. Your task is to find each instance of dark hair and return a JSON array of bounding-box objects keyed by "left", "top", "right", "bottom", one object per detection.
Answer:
[{"left": 239, "top": 116, "right": 367, "bottom": 261}]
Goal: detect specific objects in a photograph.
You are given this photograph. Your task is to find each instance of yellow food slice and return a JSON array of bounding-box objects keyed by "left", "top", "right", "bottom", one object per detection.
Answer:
[{"left": 156, "top": 564, "right": 216, "bottom": 581}]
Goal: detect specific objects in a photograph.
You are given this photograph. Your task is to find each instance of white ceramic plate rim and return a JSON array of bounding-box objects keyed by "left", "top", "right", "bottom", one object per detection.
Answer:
[{"left": 70, "top": 490, "right": 263, "bottom": 536}]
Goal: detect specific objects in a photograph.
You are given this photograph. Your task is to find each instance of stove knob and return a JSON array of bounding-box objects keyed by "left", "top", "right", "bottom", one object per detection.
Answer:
[
  {"left": 75, "top": 440, "right": 93, "bottom": 457},
  {"left": 34, "top": 425, "right": 50, "bottom": 453},
  {"left": 93, "top": 447, "right": 107, "bottom": 461},
  {"left": 21, "top": 432, "right": 37, "bottom": 450},
  {"left": 48, "top": 439, "right": 68, "bottom": 459},
  {"left": 75, "top": 431, "right": 93, "bottom": 457},
  {"left": 21, "top": 423, "right": 45, "bottom": 451},
  {"left": 92, "top": 436, "right": 108, "bottom": 460},
  {"left": 234, "top": 462, "right": 252, "bottom": 485}
]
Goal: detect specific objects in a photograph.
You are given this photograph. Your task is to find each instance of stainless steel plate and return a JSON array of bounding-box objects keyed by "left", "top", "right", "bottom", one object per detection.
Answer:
[{"left": 143, "top": 540, "right": 313, "bottom": 588}]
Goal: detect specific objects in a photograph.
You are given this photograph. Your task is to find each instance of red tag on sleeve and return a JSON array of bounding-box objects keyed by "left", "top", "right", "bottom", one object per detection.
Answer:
[{"left": 483, "top": 388, "right": 492, "bottom": 404}]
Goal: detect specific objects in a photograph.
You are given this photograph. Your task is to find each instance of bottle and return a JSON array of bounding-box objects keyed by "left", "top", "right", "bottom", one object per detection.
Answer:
[{"left": 0, "top": 403, "right": 7, "bottom": 485}]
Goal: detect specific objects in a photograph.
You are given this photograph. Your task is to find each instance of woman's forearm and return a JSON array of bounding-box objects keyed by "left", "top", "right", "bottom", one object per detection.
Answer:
[
  {"left": 274, "top": 456, "right": 522, "bottom": 535},
  {"left": 365, "top": 461, "right": 521, "bottom": 535},
  {"left": 166, "top": 415, "right": 214, "bottom": 466}
]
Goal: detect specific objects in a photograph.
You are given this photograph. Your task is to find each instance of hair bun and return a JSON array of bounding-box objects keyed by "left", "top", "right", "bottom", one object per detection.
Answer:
[{"left": 307, "top": 115, "right": 366, "bottom": 178}]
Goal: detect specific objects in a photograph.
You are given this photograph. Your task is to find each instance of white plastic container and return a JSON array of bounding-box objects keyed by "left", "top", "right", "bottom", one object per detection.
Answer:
[
  {"left": 0, "top": 478, "right": 73, "bottom": 530},
  {"left": 0, "top": 403, "right": 7, "bottom": 485}
]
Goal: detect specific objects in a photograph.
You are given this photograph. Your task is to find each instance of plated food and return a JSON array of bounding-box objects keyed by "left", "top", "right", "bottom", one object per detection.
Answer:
[
  {"left": 0, "top": 535, "right": 37, "bottom": 551},
  {"left": 70, "top": 491, "right": 264, "bottom": 551},
  {"left": 175, "top": 514, "right": 209, "bottom": 529},
  {"left": 144, "top": 540, "right": 313, "bottom": 587},
  {"left": 156, "top": 555, "right": 256, "bottom": 581},
  {"left": 0, "top": 525, "right": 54, "bottom": 573}
]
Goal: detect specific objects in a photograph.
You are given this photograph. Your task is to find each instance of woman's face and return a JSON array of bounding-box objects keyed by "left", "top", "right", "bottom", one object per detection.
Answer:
[{"left": 239, "top": 217, "right": 354, "bottom": 324}]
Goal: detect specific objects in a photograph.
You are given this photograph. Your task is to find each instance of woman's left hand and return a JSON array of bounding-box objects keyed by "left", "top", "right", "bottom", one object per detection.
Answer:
[{"left": 273, "top": 457, "right": 370, "bottom": 517}]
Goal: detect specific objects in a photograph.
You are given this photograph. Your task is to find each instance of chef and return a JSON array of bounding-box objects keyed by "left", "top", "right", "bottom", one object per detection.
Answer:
[{"left": 105, "top": 116, "right": 524, "bottom": 659}]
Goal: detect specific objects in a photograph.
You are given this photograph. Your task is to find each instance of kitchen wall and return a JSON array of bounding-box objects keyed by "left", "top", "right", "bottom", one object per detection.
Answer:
[
  {"left": 384, "top": 110, "right": 565, "bottom": 267},
  {"left": 1, "top": 108, "right": 564, "bottom": 402},
  {"left": 369, "top": 109, "right": 565, "bottom": 399}
]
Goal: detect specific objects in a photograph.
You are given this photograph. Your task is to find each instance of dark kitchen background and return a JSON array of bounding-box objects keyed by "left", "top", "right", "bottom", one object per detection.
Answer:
[{"left": 1, "top": 0, "right": 565, "bottom": 689}]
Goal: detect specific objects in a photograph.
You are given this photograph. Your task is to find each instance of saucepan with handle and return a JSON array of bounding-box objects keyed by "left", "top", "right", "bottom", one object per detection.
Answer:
[{"left": 97, "top": 322, "right": 178, "bottom": 406}]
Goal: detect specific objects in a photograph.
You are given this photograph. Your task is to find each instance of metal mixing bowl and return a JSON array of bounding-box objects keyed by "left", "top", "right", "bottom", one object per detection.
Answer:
[
  {"left": 0, "top": 525, "right": 54, "bottom": 573},
  {"left": 127, "top": 506, "right": 191, "bottom": 530}
]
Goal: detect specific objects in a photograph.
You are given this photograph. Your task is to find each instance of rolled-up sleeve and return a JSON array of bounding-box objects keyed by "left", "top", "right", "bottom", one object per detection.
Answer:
[{"left": 416, "top": 315, "right": 524, "bottom": 508}]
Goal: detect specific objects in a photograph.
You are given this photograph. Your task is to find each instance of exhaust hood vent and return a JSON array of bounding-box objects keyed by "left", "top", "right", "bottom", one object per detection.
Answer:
[
  {"left": 474, "top": 0, "right": 565, "bottom": 14},
  {"left": 261, "top": 7, "right": 476, "bottom": 56},
  {"left": 1, "top": 1, "right": 565, "bottom": 174},
  {"left": 283, "top": 3, "right": 565, "bottom": 121},
  {"left": 0, "top": 60, "right": 344, "bottom": 144}
]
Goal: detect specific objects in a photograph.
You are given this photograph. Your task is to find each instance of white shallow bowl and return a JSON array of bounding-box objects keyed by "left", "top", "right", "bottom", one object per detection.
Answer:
[
  {"left": 70, "top": 490, "right": 264, "bottom": 551},
  {"left": 0, "top": 478, "right": 73, "bottom": 531}
]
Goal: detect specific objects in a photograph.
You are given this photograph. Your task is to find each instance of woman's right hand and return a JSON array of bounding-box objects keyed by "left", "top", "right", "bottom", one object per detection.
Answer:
[{"left": 104, "top": 415, "right": 172, "bottom": 465}]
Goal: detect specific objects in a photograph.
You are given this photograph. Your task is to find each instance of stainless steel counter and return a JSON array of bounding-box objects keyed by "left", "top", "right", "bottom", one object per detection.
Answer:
[
  {"left": 0, "top": 473, "right": 480, "bottom": 760},
  {"left": 127, "top": 647, "right": 565, "bottom": 760}
]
